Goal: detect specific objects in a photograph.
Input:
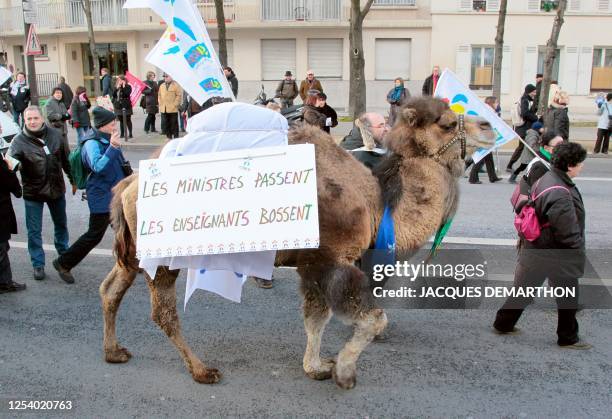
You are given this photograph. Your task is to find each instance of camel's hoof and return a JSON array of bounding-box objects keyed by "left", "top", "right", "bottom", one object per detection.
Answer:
[
  {"left": 104, "top": 346, "right": 132, "bottom": 364},
  {"left": 305, "top": 358, "right": 335, "bottom": 381},
  {"left": 332, "top": 365, "right": 356, "bottom": 390},
  {"left": 193, "top": 367, "right": 222, "bottom": 384}
]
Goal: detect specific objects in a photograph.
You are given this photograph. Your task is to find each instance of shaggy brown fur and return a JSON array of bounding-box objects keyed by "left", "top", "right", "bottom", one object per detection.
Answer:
[{"left": 99, "top": 97, "right": 495, "bottom": 389}]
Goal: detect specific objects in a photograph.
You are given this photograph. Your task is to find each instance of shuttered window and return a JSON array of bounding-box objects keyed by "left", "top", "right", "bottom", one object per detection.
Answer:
[
  {"left": 261, "top": 39, "right": 296, "bottom": 80},
  {"left": 211, "top": 39, "right": 234, "bottom": 68},
  {"left": 307, "top": 39, "right": 343, "bottom": 79},
  {"left": 375, "top": 39, "right": 411, "bottom": 80}
]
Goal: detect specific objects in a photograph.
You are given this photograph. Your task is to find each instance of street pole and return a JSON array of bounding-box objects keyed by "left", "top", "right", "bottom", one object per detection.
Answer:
[{"left": 22, "top": 1, "right": 39, "bottom": 105}]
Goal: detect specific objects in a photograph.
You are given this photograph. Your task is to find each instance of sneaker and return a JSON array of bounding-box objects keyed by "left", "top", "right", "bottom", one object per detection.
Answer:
[
  {"left": 0, "top": 281, "right": 27, "bottom": 294},
  {"left": 33, "top": 267, "right": 45, "bottom": 281},
  {"left": 559, "top": 341, "right": 592, "bottom": 350},
  {"left": 253, "top": 277, "right": 274, "bottom": 289},
  {"left": 52, "top": 259, "right": 75, "bottom": 284},
  {"left": 493, "top": 326, "right": 521, "bottom": 335}
]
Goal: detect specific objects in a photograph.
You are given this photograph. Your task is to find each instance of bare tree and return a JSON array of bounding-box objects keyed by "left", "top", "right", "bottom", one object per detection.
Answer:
[
  {"left": 491, "top": 0, "right": 508, "bottom": 100},
  {"left": 214, "top": 0, "right": 228, "bottom": 67},
  {"left": 82, "top": 0, "right": 101, "bottom": 97},
  {"left": 349, "top": 0, "right": 375, "bottom": 119},
  {"left": 537, "top": 0, "right": 567, "bottom": 116}
]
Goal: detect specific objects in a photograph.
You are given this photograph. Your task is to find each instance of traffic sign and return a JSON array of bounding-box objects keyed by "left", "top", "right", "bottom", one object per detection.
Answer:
[{"left": 25, "top": 24, "right": 42, "bottom": 56}]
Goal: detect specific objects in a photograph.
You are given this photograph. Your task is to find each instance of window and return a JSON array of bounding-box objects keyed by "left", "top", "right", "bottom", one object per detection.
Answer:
[
  {"left": 373, "top": 0, "right": 416, "bottom": 6},
  {"left": 540, "top": 0, "right": 560, "bottom": 11},
  {"left": 307, "top": 39, "right": 342, "bottom": 79},
  {"left": 537, "top": 47, "right": 561, "bottom": 81},
  {"left": 591, "top": 47, "right": 612, "bottom": 91},
  {"left": 470, "top": 46, "right": 494, "bottom": 90},
  {"left": 375, "top": 39, "right": 411, "bottom": 80},
  {"left": 211, "top": 39, "right": 234, "bottom": 68},
  {"left": 39, "top": 44, "right": 48, "bottom": 58},
  {"left": 473, "top": 0, "right": 487, "bottom": 11},
  {"left": 261, "top": 39, "right": 296, "bottom": 81}
]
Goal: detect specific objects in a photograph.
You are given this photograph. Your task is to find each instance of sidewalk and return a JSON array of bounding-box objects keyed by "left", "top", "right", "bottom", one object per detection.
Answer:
[{"left": 67, "top": 111, "right": 607, "bottom": 156}]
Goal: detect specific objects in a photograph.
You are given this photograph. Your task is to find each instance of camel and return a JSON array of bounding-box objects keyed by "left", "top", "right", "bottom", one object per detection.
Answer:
[{"left": 100, "top": 97, "right": 496, "bottom": 389}]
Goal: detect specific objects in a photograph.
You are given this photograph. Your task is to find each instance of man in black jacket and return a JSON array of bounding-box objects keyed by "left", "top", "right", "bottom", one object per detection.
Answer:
[
  {"left": 422, "top": 66, "right": 440, "bottom": 96},
  {"left": 8, "top": 106, "right": 75, "bottom": 280},
  {"left": 495, "top": 142, "right": 590, "bottom": 350},
  {"left": 224, "top": 67, "right": 238, "bottom": 98},
  {"left": 507, "top": 84, "right": 539, "bottom": 172},
  {"left": 0, "top": 132, "right": 25, "bottom": 293}
]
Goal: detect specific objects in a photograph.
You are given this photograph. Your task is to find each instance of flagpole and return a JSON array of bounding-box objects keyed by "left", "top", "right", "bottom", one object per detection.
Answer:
[{"left": 21, "top": 1, "right": 39, "bottom": 105}]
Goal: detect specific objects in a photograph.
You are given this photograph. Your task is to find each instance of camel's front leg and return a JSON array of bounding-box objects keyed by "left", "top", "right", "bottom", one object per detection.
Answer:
[
  {"left": 146, "top": 267, "right": 221, "bottom": 384},
  {"left": 301, "top": 277, "right": 334, "bottom": 380},
  {"left": 100, "top": 264, "right": 138, "bottom": 363}
]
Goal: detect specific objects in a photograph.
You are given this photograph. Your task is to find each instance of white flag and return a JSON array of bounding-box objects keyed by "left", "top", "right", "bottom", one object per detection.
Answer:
[
  {"left": 434, "top": 69, "right": 518, "bottom": 163},
  {"left": 0, "top": 66, "right": 11, "bottom": 86},
  {"left": 124, "top": 0, "right": 234, "bottom": 105}
]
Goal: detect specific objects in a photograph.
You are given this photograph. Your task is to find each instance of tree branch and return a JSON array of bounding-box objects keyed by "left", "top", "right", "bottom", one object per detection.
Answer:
[{"left": 361, "top": 0, "right": 375, "bottom": 18}]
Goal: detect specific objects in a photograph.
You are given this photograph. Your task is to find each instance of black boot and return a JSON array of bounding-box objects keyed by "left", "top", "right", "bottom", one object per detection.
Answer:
[{"left": 508, "top": 174, "right": 518, "bottom": 183}]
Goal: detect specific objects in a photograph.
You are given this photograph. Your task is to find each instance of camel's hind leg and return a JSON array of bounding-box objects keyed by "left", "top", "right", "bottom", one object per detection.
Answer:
[
  {"left": 100, "top": 264, "right": 138, "bottom": 363},
  {"left": 300, "top": 272, "right": 334, "bottom": 380},
  {"left": 146, "top": 267, "right": 221, "bottom": 384}
]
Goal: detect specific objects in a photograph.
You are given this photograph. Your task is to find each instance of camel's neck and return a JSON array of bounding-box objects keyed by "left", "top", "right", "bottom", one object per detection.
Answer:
[{"left": 372, "top": 155, "right": 459, "bottom": 251}]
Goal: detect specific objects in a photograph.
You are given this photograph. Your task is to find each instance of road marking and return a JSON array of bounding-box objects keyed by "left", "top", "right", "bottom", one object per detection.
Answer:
[
  {"left": 494, "top": 176, "right": 612, "bottom": 182},
  {"left": 9, "top": 241, "right": 113, "bottom": 256}
]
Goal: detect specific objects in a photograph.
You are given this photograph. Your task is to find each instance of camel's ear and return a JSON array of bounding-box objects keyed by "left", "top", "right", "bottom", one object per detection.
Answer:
[{"left": 400, "top": 108, "right": 418, "bottom": 127}]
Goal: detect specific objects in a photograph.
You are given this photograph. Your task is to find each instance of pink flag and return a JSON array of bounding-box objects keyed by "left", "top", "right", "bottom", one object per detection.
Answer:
[{"left": 125, "top": 70, "right": 147, "bottom": 107}]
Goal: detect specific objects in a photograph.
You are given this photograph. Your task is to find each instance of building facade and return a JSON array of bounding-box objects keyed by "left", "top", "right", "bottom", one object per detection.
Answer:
[{"left": 0, "top": 0, "right": 610, "bottom": 116}]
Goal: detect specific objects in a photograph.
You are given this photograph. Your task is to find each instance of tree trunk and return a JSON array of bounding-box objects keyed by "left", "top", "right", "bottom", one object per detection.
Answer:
[
  {"left": 537, "top": 0, "right": 567, "bottom": 116},
  {"left": 492, "top": 0, "right": 508, "bottom": 100},
  {"left": 348, "top": 0, "right": 374, "bottom": 119},
  {"left": 214, "top": 0, "right": 228, "bottom": 67},
  {"left": 82, "top": 0, "right": 101, "bottom": 97}
]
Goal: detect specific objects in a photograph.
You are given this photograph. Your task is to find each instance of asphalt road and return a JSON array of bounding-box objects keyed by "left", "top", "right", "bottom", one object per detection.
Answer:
[{"left": 1, "top": 153, "right": 611, "bottom": 417}]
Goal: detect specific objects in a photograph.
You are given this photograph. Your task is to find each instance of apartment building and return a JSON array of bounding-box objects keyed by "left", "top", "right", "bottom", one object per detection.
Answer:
[{"left": 0, "top": 0, "right": 610, "bottom": 114}]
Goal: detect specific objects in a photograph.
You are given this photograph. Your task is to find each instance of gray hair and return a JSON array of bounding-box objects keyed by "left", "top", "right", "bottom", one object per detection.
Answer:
[{"left": 23, "top": 105, "right": 43, "bottom": 117}]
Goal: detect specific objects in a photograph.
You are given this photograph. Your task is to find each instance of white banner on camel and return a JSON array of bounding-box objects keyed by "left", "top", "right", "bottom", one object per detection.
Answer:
[
  {"left": 136, "top": 144, "right": 320, "bottom": 261},
  {"left": 434, "top": 69, "right": 519, "bottom": 164}
]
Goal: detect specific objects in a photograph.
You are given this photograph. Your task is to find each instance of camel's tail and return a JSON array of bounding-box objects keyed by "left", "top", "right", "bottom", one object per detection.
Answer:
[{"left": 111, "top": 174, "right": 139, "bottom": 271}]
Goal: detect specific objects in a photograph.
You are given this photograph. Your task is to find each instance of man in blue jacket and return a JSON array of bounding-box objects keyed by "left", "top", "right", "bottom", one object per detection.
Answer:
[{"left": 52, "top": 107, "right": 128, "bottom": 283}]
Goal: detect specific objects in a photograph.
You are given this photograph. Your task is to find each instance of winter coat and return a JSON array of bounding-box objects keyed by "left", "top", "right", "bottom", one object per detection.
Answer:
[
  {"left": 340, "top": 126, "right": 385, "bottom": 170},
  {"left": 303, "top": 105, "right": 328, "bottom": 131},
  {"left": 70, "top": 95, "right": 92, "bottom": 128},
  {"left": 299, "top": 78, "right": 323, "bottom": 101},
  {"left": 58, "top": 82, "right": 74, "bottom": 109},
  {"left": 142, "top": 80, "right": 159, "bottom": 114},
  {"left": 319, "top": 103, "right": 338, "bottom": 134},
  {"left": 520, "top": 128, "right": 540, "bottom": 165},
  {"left": 158, "top": 81, "right": 183, "bottom": 113},
  {"left": 524, "top": 148, "right": 552, "bottom": 188},
  {"left": 515, "top": 94, "right": 538, "bottom": 138},
  {"left": 8, "top": 125, "right": 73, "bottom": 202},
  {"left": 596, "top": 100, "right": 612, "bottom": 131},
  {"left": 9, "top": 81, "right": 30, "bottom": 112},
  {"left": 422, "top": 74, "right": 439, "bottom": 96},
  {"left": 45, "top": 96, "right": 69, "bottom": 137},
  {"left": 101, "top": 74, "right": 112, "bottom": 96},
  {"left": 275, "top": 79, "right": 299, "bottom": 101},
  {"left": 387, "top": 87, "right": 411, "bottom": 127},
  {"left": 518, "top": 168, "right": 585, "bottom": 279},
  {"left": 112, "top": 84, "right": 133, "bottom": 116},
  {"left": 543, "top": 103, "right": 570, "bottom": 141},
  {"left": 80, "top": 129, "right": 127, "bottom": 214},
  {"left": 226, "top": 73, "right": 239, "bottom": 98},
  {"left": 0, "top": 158, "right": 22, "bottom": 242}
]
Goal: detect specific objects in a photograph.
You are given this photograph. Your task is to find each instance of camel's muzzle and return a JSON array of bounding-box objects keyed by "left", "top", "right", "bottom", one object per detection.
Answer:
[{"left": 431, "top": 114, "right": 467, "bottom": 161}]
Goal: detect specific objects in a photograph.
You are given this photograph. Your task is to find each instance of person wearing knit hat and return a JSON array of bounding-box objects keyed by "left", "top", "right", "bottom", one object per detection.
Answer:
[
  {"left": 52, "top": 105, "right": 129, "bottom": 284},
  {"left": 507, "top": 83, "right": 540, "bottom": 173}
]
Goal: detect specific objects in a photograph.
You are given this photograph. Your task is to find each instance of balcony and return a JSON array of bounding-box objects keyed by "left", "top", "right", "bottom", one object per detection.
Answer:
[
  {"left": 373, "top": 0, "right": 416, "bottom": 6},
  {"left": 261, "top": 0, "right": 343, "bottom": 21}
]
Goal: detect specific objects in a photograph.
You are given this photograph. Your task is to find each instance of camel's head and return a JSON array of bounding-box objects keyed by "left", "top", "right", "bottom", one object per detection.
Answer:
[{"left": 385, "top": 97, "right": 496, "bottom": 175}]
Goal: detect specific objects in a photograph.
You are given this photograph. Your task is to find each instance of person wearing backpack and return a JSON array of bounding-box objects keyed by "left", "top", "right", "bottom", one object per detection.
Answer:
[
  {"left": 52, "top": 107, "right": 129, "bottom": 284},
  {"left": 507, "top": 84, "right": 539, "bottom": 173},
  {"left": 594, "top": 92, "right": 612, "bottom": 154},
  {"left": 523, "top": 132, "right": 564, "bottom": 187},
  {"left": 494, "top": 142, "right": 590, "bottom": 350}
]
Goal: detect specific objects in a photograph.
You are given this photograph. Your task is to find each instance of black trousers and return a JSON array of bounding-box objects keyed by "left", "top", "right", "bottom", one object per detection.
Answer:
[
  {"left": 161, "top": 112, "right": 179, "bottom": 139},
  {"left": 144, "top": 113, "right": 157, "bottom": 133},
  {"left": 0, "top": 240, "right": 12, "bottom": 285},
  {"left": 116, "top": 114, "right": 133, "bottom": 137},
  {"left": 57, "top": 213, "right": 110, "bottom": 270},
  {"left": 512, "top": 163, "right": 529, "bottom": 176},
  {"left": 594, "top": 128, "right": 609, "bottom": 153},
  {"left": 469, "top": 154, "right": 498, "bottom": 182},
  {"left": 507, "top": 141, "right": 524, "bottom": 169},
  {"left": 494, "top": 262, "right": 579, "bottom": 346}
]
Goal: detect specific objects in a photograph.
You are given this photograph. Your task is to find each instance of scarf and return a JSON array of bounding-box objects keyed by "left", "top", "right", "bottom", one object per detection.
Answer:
[
  {"left": 24, "top": 125, "right": 47, "bottom": 142},
  {"left": 390, "top": 86, "right": 404, "bottom": 103},
  {"left": 10, "top": 80, "right": 25, "bottom": 96},
  {"left": 540, "top": 146, "right": 551, "bottom": 161}
]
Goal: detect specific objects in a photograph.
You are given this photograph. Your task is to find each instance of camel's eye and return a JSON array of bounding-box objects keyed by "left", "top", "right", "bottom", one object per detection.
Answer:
[
  {"left": 479, "top": 120, "right": 492, "bottom": 130},
  {"left": 439, "top": 121, "right": 457, "bottom": 132}
]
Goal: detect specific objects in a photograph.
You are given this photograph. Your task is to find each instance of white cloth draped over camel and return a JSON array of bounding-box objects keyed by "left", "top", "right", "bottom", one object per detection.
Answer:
[{"left": 138, "top": 102, "right": 289, "bottom": 306}]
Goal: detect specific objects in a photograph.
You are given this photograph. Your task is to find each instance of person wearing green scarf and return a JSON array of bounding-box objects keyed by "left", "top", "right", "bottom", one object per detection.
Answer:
[
  {"left": 524, "top": 131, "right": 564, "bottom": 187},
  {"left": 386, "top": 77, "right": 411, "bottom": 127}
]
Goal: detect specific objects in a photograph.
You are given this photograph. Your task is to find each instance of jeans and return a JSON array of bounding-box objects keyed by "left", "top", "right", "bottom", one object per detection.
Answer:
[
  {"left": 144, "top": 113, "right": 157, "bottom": 133},
  {"left": 24, "top": 197, "right": 69, "bottom": 268},
  {"left": 76, "top": 126, "right": 91, "bottom": 141},
  {"left": 57, "top": 213, "right": 110, "bottom": 270},
  {"left": 12, "top": 109, "right": 24, "bottom": 128}
]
